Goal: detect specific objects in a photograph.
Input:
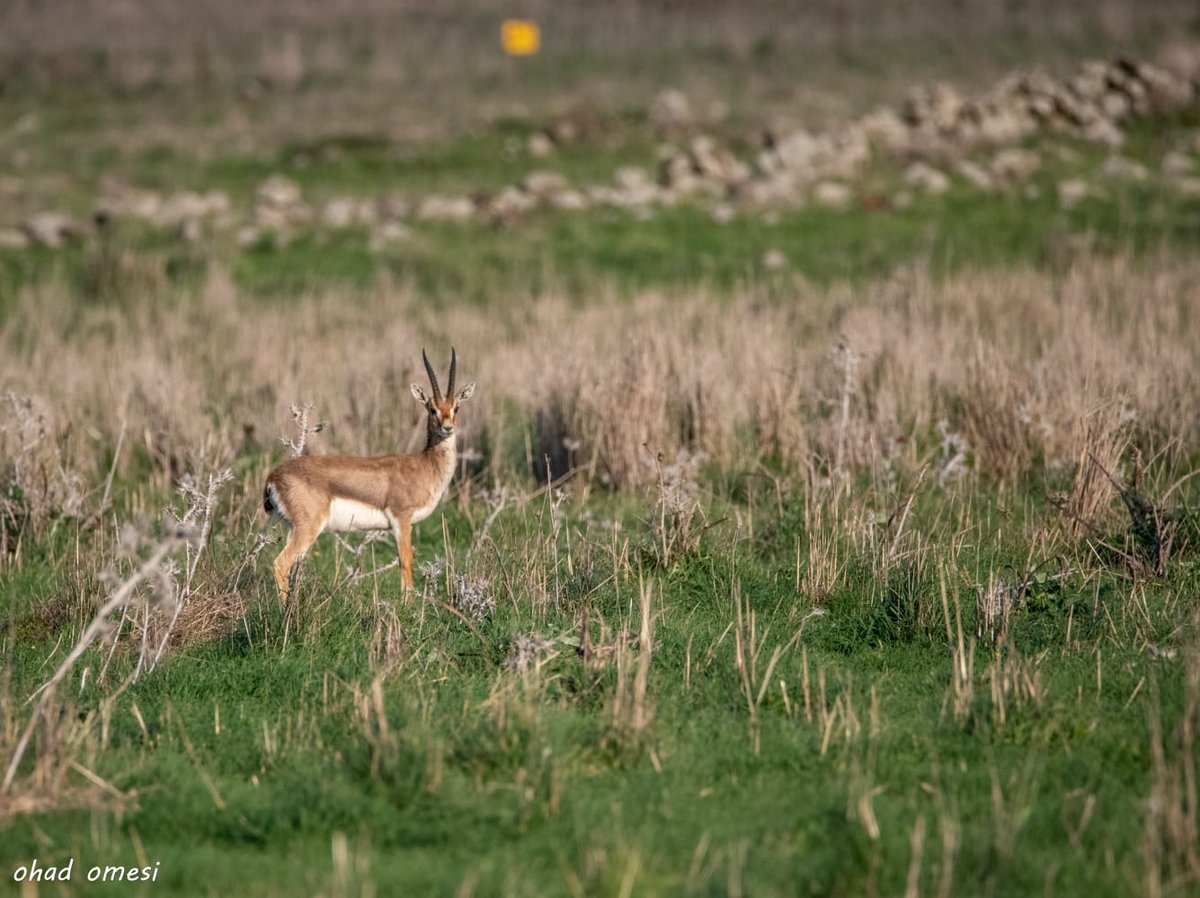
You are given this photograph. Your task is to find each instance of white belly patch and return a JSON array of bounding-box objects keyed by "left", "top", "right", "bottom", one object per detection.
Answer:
[{"left": 326, "top": 498, "right": 392, "bottom": 532}]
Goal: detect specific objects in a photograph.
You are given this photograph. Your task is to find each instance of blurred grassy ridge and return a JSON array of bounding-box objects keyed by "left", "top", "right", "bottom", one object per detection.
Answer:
[{"left": 2, "top": 1, "right": 1199, "bottom": 308}]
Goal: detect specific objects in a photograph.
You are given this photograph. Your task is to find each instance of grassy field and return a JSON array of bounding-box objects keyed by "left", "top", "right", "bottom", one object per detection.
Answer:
[{"left": 3, "top": 4, "right": 1200, "bottom": 897}]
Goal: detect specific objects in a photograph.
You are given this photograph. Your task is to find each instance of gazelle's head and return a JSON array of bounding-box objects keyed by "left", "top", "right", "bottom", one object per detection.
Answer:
[{"left": 411, "top": 348, "right": 475, "bottom": 438}]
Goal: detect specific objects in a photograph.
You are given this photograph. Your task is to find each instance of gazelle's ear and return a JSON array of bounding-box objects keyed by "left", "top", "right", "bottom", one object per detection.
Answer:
[
  {"left": 456, "top": 381, "right": 476, "bottom": 402},
  {"left": 411, "top": 383, "right": 429, "bottom": 403}
]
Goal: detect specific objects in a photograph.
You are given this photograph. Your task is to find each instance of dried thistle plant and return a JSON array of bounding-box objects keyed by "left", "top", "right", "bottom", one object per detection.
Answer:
[
  {"left": 282, "top": 403, "right": 325, "bottom": 457},
  {"left": 0, "top": 393, "right": 86, "bottom": 558},
  {"left": 139, "top": 467, "right": 233, "bottom": 674},
  {"left": 507, "top": 633, "right": 558, "bottom": 672},
  {"left": 452, "top": 574, "right": 496, "bottom": 623},
  {"left": 2, "top": 522, "right": 194, "bottom": 795},
  {"left": 647, "top": 447, "right": 707, "bottom": 568}
]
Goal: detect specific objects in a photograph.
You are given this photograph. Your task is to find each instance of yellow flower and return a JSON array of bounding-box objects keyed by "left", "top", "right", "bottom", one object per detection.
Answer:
[{"left": 501, "top": 19, "right": 540, "bottom": 56}]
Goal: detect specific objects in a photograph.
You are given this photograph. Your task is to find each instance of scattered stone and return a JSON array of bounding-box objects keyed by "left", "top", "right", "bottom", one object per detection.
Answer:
[
  {"left": 859, "top": 107, "right": 911, "bottom": 152},
  {"left": 256, "top": 174, "right": 301, "bottom": 208},
  {"left": 1101, "top": 155, "right": 1148, "bottom": 181},
  {"left": 487, "top": 186, "right": 537, "bottom": 221},
  {"left": 0, "top": 228, "right": 30, "bottom": 249},
  {"left": 687, "top": 135, "right": 750, "bottom": 187},
  {"left": 904, "top": 161, "right": 950, "bottom": 193},
  {"left": 416, "top": 195, "right": 476, "bottom": 222},
  {"left": 378, "top": 194, "right": 411, "bottom": 221},
  {"left": 22, "top": 212, "right": 85, "bottom": 248},
  {"left": 659, "top": 135, "right": 752, "bottom": 196},
  {"left": 254, "top": 174, "right": 311, "bottom": 229},
  {"left": 237, "top": 226, "right": 262, "bottom": 248},
  {"left": 527, "top": 132, "right": 555, "bottom": 158},
  {"left": 649, "top": 88, "right": 693, "bottom": 131},
  {"left": 615, "top": 166, "right": 654, "bottom": 192},
  {"left": 956, "top": 160, "right": 995, "bottom": 191},
  {"left": 522, "top": 170, "right": 570, "bottom": 199},
  {"left": 1173, "top": 176, "right": 1200, "bottom": 197},
  {"left": 369, "top": 220, "right": 410, "bottom": 250},
  {"left": 547, "top": 189, "right": 589, "bottom": 211},
  {"left": 812, "top": 181, "right": 852, "bottom": 209},
  {"left": 739, "top": 177, "right": 802, "bottom": 208},
  {"left": 155, "top": 191, "right": 231, "bottom": 229},
  {"left": 101, "top": 185, "right": 162, "bottom": 220},
  {"left": 893, "top": 190, "right": 914, "bottom": 209},
  {"left": 1057, "top": 179, "right": 1092, "bottom": 209},
  {"left": 320, "top": 197, "right": 379, "bottom": 228},
  {"left": 320, "top": 197, "right": 359, "bottom": 228},
  {"left": 990, "top": 148, "right": 1040, "bottom": 184},
  {"left": 761, "top": 248, "right": 788, "bottom": 270},
  {"left": 760, "top": 127, "right": 870, "bottom": 184},
  {"left": 589, "top": 166, "right": 662, "bottom": 208},
  {"left": 1161, "top": 150, "right": 1194, "bottom": 175},
  {"left": 712, "top": 203, "right": 735, "bottom": 224}
]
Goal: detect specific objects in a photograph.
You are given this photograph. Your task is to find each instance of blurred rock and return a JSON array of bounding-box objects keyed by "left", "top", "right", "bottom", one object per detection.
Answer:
[
  {"left": 155, "top": 190, "right": 231, "bottom": 230},
  {"left": 761, "top": 248, "right": 788, "bottom": 270},
  {"left": 256, "top": 174, "right": 301, "bottom": 208},
  {"left": 649, "top": 89, "right": 693, "bottom": 131},
  {"left": 904, "top": 161, "right": 950, "bottom": 193},
  {"left": 255, "top": 174, "right": 311, "bottom": 229},
  {"left": 320, "top": 197, "right": 379, "bottom": 228},
  {"left": 0, "top": 228, "right": 29, "bottom": 249},
  {"left": 22, "top": 212, "right": 85, "bottom": 247},
  {"left": 416, "top": 195, "right": 476, "bottom": 222},
  {"left": 990, "top": 148, "right": 1040, "bottom": 184},
  {"left": 1161, "top": 150, "right": 1194, "bottom": 175},
  {"left": 956, "top": 160, "right": 995, "bottom": 191},
  {"left": 1101, "top": 155, "right": 1148, "bottom": 181},
  {"left": 1173, "top": 176, "right": 1200, "bottom": 197},
  {"left": 522, "top": 170, "right": 569, "bottom": 199},
  {"left": 369, "top": 220, "right": 410, "bottom": 250},
  {"left": 812, "top": 181, "right": 852, "bottom": 209},
  {"left": 1057, "top": 179, "right": 1092, "bottom": 209},
  {"left": 378, "top": 194, "right": 411, "bottom": 221},
  {"left": 237, "top": 226, "right": 262, "bottom": 248},
  {"left": 487, "top": 186, "right": 538, "bottom": 222},
  {"left": 527, "top": 132, "right": 555, "bottom": 158}
]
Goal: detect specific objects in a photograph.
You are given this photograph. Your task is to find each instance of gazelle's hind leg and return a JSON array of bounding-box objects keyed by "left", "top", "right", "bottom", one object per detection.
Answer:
[{"left": 273, "top": 522, "right": 323, "bottom": 602}]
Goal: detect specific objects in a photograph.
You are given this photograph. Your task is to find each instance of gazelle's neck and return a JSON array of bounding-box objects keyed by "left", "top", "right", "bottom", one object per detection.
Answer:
[{"left": 424, "top": 417, "right": 457, "bottom": 454}]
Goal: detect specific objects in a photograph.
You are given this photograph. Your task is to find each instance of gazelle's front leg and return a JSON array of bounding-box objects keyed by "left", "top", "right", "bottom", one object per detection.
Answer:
[
  {"left": 392, "top": 513, "right": 415, "bottom": 592},
  {"left": 273, "top": 522, "right": 322, "bottom": 602}
]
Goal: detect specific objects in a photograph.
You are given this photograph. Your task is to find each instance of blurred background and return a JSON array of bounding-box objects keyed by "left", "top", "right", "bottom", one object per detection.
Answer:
[{"left": 1, "top": 0, "right": 1198, "bottom": 300}]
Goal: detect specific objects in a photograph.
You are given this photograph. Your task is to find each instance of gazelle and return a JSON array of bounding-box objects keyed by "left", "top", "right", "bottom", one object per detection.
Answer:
[{"left": 263, "top": 349, "right": 475, "bottom": 599}]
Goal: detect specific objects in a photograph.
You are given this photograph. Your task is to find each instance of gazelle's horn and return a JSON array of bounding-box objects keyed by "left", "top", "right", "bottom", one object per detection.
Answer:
[
  {"left": 422, "top": 348, "right": 442, "bottom": 400},
  {"left": 447, "top": 347, "right": 457, "bottom": 396}
]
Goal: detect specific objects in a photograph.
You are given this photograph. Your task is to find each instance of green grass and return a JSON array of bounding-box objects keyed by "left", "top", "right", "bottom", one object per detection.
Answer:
[{"left": 2, "top": 480, "right": 1195, "bottom": 896}]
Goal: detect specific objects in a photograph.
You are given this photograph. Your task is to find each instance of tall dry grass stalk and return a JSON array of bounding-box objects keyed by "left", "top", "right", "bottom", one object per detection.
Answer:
[
  {"left": 1143, "top": 627, "right": 1200, "bottom": 896},
  {"left": 604, "top": 576, "right": 655, "bottom": 754},
  {"left": 1, "top": 254, "right": 1197, "bottom": 516}
]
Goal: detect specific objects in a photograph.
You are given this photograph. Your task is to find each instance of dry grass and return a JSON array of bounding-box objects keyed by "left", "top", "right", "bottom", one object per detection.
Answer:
[{"left": 2, "top": 254, "right": 1196, "bottom": 527}]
